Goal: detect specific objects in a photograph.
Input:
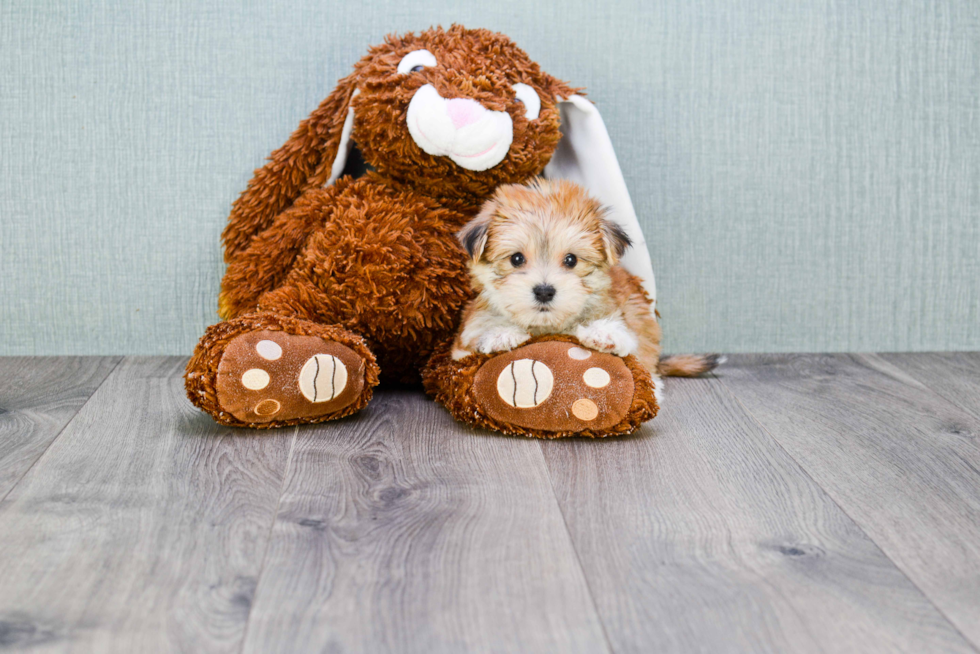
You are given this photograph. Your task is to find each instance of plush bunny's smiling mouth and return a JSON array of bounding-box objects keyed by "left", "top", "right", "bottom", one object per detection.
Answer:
[{"left": 406, "top": 84, "right": 513, "bottom": 171}]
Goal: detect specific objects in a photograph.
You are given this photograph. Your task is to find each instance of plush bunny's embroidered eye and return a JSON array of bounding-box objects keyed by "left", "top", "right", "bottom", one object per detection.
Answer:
[
  {"left": 397, "top": 50, "right": 437, "bottom": 75},
  {"left": 512, "top": 83, "right": 541, "bottom": 120}
]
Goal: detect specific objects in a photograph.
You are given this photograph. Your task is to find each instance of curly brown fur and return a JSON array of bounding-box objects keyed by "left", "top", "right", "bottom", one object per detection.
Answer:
[
  {"left": 423, "top": 334, "right": 657, "bottom": 439},
  {"left": 211, "top": 26, "right": 575, "bottom": 389},
  {"left": 217, "top": 178, "right": 476, "bottom": 383},
  {"left": 185, "top": 312, "right": 380, "bottom": 428}
]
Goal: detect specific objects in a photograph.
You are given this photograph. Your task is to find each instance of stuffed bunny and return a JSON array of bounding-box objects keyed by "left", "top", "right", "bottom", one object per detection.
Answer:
[{"left": 185, "top": 25, "right": 661, "bottom": 436}]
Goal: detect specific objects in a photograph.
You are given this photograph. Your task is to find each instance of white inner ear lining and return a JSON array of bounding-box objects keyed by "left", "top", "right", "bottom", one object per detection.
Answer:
[{"left": 326, "top": 88, "right": 359, "bottom": 187}]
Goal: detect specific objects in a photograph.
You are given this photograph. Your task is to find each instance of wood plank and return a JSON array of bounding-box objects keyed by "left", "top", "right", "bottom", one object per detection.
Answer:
[
  {"left": 0, "top": 356, "right": 119, "bottom": 498},
  {"left": 540, "top": 375, "right": 975, "bottom": 653},
  {"left": 0, "top": 357, "right": 293, "bottom": 653},
  {"left": 241, "top": 390, "right": 609, "bottom": 654},
  {"left": 717, "top": 354, "right": 980, "bottom": 648},
  {"left": 878, "top": 352, "right": 980, "bottom": 421}
]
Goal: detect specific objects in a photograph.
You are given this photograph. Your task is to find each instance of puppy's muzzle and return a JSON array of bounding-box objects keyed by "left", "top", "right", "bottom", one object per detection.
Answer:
[
  {"left": 406, "top": 84, "right": 513, "bottom": 172},
  {"left": 533, "top": 283, "right": 556, "bottom": 304}
]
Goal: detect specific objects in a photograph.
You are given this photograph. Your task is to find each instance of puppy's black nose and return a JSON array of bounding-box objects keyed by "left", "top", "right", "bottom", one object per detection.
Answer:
[{"left": 533, "top": 284, "right": 556, "bottom": 304}]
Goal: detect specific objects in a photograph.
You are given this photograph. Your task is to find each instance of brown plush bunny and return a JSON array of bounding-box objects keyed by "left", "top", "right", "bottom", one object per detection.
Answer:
[{"left": 185, "top": 25, "right": 663, "bottom": 436}]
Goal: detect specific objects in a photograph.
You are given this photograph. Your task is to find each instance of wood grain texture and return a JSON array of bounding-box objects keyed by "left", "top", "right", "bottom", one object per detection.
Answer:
[
  {"left": 718, "top": 354, "right": 980, "bottom": 648},
  {"left": 540, "top": 376, "right": 973, "bottom": 654},
  {"left": 5, "top": 355, "right": 980, "bottom": 652},
  {"left": 878, "top": 352, "right": 980, "bottom": 422},
  {"left": 0, "top": 356, "right": 119, "bottom": 498},
  {"left": 241, "top": 390, "right": 609, "bottom": 654},
  {"left": 0, "top": 357, "right": 293, "bottom": 653}
]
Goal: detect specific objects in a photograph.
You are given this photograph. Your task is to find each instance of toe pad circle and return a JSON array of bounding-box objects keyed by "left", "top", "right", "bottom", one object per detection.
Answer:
[
  {"left": 298, "top": 354, "right": 348, "bottom": 403},
  {"left": 496, "top": 359, "right": 555, "bottom": 408}
]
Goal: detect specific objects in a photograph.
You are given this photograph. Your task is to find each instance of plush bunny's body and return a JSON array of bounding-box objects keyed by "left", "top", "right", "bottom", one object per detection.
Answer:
[
  {"left": 220, "top": 175, "right": 477, "bottom": 383},
  {"left": 186, "top": 26, "right": 660, "bottom": 436}
]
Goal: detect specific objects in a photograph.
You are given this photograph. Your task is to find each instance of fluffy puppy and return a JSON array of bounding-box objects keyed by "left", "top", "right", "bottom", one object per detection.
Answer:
[{"left": 454, "top": 179, "right": 717, "bottom": 391}]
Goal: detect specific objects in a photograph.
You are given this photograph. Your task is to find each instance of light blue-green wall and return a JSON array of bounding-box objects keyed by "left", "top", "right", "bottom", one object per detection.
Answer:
[{"left": 2, "top": 0, "right": 978, "bottom": 355}]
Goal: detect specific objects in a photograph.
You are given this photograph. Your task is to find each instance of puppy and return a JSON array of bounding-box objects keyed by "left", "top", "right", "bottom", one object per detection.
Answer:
[{"left": 453, "top": 179, "right": 717, "bottom": 396}]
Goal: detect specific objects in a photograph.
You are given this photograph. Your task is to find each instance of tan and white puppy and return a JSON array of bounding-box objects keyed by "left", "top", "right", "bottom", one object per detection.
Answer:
[
  {"left": 453, "top": 177, "right": 666, "bottom": 378},
  {"left": 454, "top": 179, "right": 719, "bottom": 397}
]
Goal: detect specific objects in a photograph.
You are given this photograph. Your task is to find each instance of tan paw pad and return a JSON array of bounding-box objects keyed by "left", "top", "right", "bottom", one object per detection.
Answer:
[
  {"left": 241, "top": 368, "right": 270, "bottom": 390},
  {"left": 571, "top": 398, "right": 599, "bottom": 421},
  {"left": 298, "top": 354, "right": 348, "bottom": 403},
  {"left": 255, "top": 340, "right": 283, "bottom": 360},
  {"left": 582, "top": 367, "right": 611, "bottom": 388},
  {"left": 254, "top": 399, "right": 281, "bottom": 416},
  {"left": 496, "top": 359, "right": 554, "bottom": 408}
]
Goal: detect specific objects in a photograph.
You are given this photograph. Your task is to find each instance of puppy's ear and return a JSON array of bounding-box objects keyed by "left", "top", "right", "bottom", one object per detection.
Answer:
[
  {"left": 458, "top": 204, "right": 495, "bottom": 262},
  {"left": 601, "top": 218, "right": 632, "bottom": 264}
]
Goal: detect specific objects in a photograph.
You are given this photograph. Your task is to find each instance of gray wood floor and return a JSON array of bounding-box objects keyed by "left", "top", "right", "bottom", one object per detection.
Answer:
[{"left": 1, "top": 354, "right": 979, "bottom": 653}]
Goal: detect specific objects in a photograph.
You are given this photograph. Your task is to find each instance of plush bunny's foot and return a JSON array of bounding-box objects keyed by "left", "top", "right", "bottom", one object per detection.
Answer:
[
  {"left": 213, "top": 330, "right": 369, "bottom": 424},
  {"left": 423, "top": 335, "right": 658, "bottom": 438},
  {"left": 186, "top": 314, "right": 379, "bottom": 428}
]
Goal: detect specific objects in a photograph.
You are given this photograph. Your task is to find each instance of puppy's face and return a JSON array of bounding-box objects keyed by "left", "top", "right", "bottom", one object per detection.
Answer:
[{"left": 459, "top": 180, "right": 631, "bottom": 331}]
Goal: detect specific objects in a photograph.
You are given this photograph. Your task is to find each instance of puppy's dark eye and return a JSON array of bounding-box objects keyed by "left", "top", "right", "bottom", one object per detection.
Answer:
[
  {"left": 410, "top": 65, "right": 425, "bottom": 73},
  {"left": 514, "top": 97, "right": 524, "bottom": 104},
  {"left": 510, "top": 252, "right": 526, "bottom": 267},
  {"left": 563, "top": 253, "right": 577, "bottom": 268}
]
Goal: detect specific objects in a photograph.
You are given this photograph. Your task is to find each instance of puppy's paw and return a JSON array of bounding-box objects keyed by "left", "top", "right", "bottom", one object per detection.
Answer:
[
  {"left": 451, "top": 347, "right": 474, "bottom": 361},
  {"left": 575, "top": 319, "right": 638, "bottom": 357},
  {"left": 475, "top": 326, "right": 532, "bottom": 354}
]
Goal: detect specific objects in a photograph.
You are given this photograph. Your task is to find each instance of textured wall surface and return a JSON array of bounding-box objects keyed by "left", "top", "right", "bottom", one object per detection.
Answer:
[{"left": 2, "top": 0, "right": 978, "bottom": 355}]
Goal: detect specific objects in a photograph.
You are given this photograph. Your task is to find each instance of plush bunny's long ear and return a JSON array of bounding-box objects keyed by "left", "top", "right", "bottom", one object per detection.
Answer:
[
  {"left": 544, "top": 96, "right": 657, "bottom": 308},
  {"left": 221, "top": 75, "right": 359, "bottom": 262}
]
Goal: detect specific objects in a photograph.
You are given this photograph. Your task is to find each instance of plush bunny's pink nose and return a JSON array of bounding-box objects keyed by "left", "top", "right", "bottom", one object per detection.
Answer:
[{"left": 446, "top": 98, "right": 485, "bottom": 129}]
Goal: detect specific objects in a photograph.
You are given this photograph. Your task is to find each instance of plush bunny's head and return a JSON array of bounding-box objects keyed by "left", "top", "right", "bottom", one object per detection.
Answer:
[
  {"left": 346, "top": 27, "right": 575, "bottom": 197},
  {"left": 223, "top": 25, "right": 656, "bottom": 307}
]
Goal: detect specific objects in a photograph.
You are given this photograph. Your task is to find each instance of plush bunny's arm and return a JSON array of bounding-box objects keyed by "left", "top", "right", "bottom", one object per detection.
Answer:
[
  {"left": 222, "top": 75, "right": 359, "bottom": 263},
  {"left": 217, "top": 193, "right": 331, "bottom": 319}
]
